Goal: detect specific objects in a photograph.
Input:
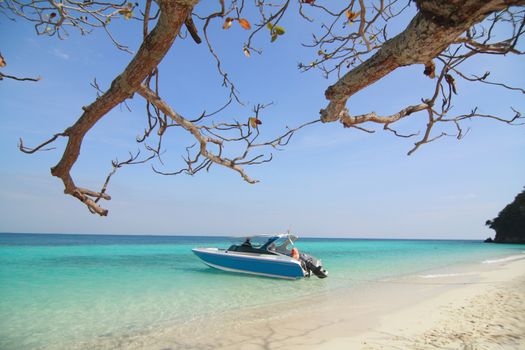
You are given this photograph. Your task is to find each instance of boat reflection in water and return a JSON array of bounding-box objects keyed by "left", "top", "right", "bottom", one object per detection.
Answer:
[{"left": 192, "top": 234, "right": 328, "bottom": 280}]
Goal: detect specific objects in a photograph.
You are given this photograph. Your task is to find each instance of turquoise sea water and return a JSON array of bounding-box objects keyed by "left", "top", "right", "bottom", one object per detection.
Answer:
[{"left": 1, "top": 233, "right": 524, "bottom": 350}]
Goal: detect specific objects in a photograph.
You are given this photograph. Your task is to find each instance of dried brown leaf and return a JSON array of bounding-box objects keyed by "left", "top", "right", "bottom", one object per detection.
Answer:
[
  {"left": 424, "top": 61, "right": 436, "bottom": 79},
  {"left": 223, "top": 17, "right": 233, "bottom": 30},
  {"left": 249, "top": 117, "right": 257, "bottom": 128},
  {"left": 445, "top": 74, "right": 457, "bottom": 94},
  {"left": 238, "top": 18, "right": 251, "bottom": 30},
  {"left": 346, "top": 11, "right": 360, "bottom": 22}
]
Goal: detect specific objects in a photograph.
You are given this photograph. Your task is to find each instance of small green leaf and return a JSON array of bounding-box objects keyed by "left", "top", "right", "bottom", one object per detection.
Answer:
[
  {"left": 118, "top": 7, "right": 133, "bottom": 20},
  {"left": 273, "top": 26, "right": 285, "bottom": 35}
]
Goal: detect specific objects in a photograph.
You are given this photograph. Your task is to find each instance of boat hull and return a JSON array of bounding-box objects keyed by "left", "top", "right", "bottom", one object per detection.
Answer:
[{"left": 192, "top": 248, "right": 306, "bottom": 279}]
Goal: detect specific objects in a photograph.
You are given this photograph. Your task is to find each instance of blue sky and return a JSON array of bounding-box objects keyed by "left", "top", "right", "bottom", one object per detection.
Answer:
[{"left": 0, "top": 2, "right": 524, "bottom": 239}]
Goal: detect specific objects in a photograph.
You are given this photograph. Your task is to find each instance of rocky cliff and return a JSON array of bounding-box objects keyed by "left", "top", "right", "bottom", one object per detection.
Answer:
[{"left": 485, "top": 188, "right": 525, "bottom": 244}]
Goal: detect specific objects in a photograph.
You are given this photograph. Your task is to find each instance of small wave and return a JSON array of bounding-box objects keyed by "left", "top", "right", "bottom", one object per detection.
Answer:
[
  {"left": 482, "top": 254, "right": 525, "bottom": 264},
  {"left": 418, "top": 272, "right": 477, "bottom": 279}
]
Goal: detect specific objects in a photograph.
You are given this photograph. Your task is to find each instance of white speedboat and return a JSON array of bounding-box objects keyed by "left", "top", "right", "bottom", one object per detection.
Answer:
[{"left": 192, "top": 234, "right": 328, "bottom": 279}]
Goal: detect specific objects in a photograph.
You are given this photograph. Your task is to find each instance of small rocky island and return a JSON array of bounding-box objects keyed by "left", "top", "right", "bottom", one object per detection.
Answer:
[{"left": 485, "top": 187, "right": 525, "bottom": 244}]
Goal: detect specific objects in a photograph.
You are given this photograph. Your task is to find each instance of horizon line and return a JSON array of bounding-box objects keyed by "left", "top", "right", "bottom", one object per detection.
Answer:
[{"left": 0, "top": 231, "right": 490, "bottom": 241}]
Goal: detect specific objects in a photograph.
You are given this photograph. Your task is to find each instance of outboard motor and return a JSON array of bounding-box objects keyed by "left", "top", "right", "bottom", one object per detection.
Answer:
[{"left": 299, "top": 253, "right": 328, "bottom": 278}]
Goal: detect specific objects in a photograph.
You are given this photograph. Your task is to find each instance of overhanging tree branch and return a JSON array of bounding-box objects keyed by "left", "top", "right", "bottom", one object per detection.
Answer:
[
  {"left": 10, "top": 0, "right": 525, "bottom": 216},
  {"left": 320, "top": 0, "right": 525, "bottom": 124},
  {"left": 20, "top": 0, "right": 197, "bottom": 216}
]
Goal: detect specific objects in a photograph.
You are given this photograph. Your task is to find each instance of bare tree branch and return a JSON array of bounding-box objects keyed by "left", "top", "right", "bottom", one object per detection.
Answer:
[
  {"left": 19, "top": 133, "right": 66, "bottom": 153},
  {"left": 137, "top": 84, "right": 259, "bottom": 184},
  {"left": 0, "top": 72, "right": 41, "bottom": 82},
  {"left": 0, "top": 52, "right": 41, "bottom": 82},
  {"left": 340, "top": 103, "right": 430, "bottom": 127},
  {"left": 0, "top": 0, "right": 144, "bottom": 52}
]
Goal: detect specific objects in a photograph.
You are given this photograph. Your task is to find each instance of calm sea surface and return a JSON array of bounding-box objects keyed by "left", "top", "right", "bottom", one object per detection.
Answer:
[{"left": 1, "top": 233, "right": 523, "bottom": 349}]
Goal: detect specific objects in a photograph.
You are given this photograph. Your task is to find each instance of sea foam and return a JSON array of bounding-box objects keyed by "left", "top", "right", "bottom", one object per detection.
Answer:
[
  {"left": 482, "top": 254, "right": 525, "bottom": 264},
  {"left": 418, "top": 272, "right": 478, "bottom": 279}
]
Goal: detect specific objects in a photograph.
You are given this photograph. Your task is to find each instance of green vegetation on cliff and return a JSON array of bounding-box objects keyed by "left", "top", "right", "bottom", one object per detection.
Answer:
[{"left": 485, "top": 188, "right": 525, "bottom": 243}]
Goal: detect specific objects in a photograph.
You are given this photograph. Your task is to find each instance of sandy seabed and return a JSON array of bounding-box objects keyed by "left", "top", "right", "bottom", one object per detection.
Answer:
[{"left": 73, "top": 256, "right": 525, "bottom": 350}]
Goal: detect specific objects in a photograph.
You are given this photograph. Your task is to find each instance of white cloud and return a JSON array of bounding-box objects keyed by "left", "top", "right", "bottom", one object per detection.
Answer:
[
  {"left": 441, "top": 193, "right": 478, "bottom": 201},
  {"left": 51, "top": 48, "right": 69, "bottom": 60}
]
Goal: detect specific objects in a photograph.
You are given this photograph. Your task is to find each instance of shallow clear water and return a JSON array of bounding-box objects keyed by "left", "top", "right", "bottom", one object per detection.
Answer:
[{"left": 0, "top": 233, "right": 523, "bottom": 350}]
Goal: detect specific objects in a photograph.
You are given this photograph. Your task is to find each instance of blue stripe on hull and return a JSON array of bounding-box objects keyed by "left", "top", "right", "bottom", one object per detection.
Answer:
[{"left": 192, "top": 249, "right": 305, "bottom": 279}]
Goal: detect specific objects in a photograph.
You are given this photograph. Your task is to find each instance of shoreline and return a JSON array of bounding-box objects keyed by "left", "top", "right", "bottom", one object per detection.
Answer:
[
  {"left": 210, "top": 256, "right": 525, "bottom": 350},
  {"left": 64, "top": 252, "right": 525, "bottom": 350}
]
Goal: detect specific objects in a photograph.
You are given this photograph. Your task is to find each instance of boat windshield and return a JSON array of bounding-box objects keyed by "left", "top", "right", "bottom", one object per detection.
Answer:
[
  {"left": 236, "top": 234, "right": 297, "bottom": 254},
  {"left": 263, "top": 235, "right": 297, "bottom": 255},
  {"left": 241, "top": 236, "right": 267, "bottom": 248}
]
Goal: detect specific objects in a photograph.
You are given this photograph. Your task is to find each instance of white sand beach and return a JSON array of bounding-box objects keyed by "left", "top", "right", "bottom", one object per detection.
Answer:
[
  {"left": 71, "top": 255, "right": 525, "bottom": 350},
  {"left": 310, "top": 258, "right": 525, "bottom": 350}
]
